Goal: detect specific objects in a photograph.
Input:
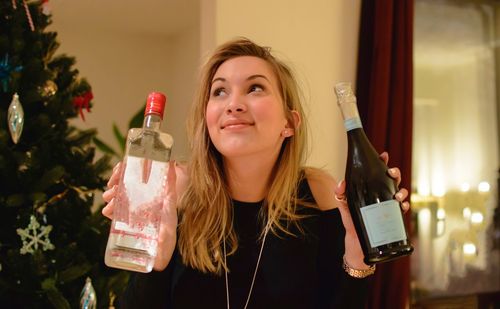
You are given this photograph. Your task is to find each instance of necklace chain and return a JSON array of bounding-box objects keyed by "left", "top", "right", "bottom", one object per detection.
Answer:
[{"left": 223, "top": 224, "right": 270, "bottom": 309}]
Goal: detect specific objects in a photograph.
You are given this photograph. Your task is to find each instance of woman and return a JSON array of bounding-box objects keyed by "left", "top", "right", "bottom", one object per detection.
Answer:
[{"left": 103, "top": 38, "right": 410, "bottom": 309}]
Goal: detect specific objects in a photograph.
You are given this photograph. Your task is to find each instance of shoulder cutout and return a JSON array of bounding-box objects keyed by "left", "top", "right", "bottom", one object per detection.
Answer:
[{"left": 304, "top": 167, "right": 338, "bottom": 211}]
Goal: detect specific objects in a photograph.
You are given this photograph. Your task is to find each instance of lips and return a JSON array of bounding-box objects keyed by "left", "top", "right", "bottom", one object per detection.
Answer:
[{"left": 221, "top": 118, "right": 254, "bottom": 129}]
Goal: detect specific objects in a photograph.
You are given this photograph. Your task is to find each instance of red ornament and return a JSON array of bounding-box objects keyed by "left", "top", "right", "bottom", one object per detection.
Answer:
[{"left": 73, "top": 91, "right": 93, "bottom": 121}]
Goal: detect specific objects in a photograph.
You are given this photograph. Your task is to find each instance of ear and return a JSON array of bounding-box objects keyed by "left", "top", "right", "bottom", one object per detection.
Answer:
[
  {"left": 282, "top": 110, "right": 301, "bottom": 137},
  {"left": 289, "top": 110, "right": 301, "bottom": 129}
]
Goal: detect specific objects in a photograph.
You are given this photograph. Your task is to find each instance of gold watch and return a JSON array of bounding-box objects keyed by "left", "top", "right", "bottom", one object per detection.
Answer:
[{"left": 342, "top": 256, "right": 376, "bottom": 278}]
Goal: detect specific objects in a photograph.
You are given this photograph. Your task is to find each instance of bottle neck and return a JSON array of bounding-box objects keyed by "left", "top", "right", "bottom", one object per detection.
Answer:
[
  {"left": 338, "top": 98, "right": 363, "bottom": 132},
  {"left": 143, "top": 113, "right": 162, "bottom": 130}
]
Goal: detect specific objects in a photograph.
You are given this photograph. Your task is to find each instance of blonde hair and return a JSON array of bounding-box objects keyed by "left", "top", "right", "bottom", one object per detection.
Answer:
[{"left": 178, "top": 37, "right": 309, "bottom": 274}]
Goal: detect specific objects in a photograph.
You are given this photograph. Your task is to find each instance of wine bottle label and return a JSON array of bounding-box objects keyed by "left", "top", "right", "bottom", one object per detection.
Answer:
[
  {"left": 344, "top": 117, "right": 363, "bottom": 131},
  {"left": 360, "top": 200, "right": 407, "bottom": 247}
]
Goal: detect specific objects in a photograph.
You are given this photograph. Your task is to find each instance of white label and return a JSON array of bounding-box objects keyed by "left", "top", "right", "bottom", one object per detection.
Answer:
[{"left": 360, "top": 199, "right": 407, "bottom": 247}]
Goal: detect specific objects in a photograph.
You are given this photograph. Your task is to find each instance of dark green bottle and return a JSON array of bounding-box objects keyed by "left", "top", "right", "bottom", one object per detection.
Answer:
[{"left": 335, "top": 82, "right": 413, "bottom": 265}]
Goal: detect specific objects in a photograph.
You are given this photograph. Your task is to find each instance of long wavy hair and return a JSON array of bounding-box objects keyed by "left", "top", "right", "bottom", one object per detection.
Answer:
[{"left": 178, "top": 37, "right": 310, "bottom": 274}]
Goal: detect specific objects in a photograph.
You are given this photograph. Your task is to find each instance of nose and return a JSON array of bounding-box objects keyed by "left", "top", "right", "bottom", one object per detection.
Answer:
[{"left": 225, "top": 95, "right": 247, "bottom": 114}]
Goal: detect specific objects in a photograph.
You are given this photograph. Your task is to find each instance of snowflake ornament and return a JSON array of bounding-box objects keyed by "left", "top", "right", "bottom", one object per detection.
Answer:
[{"left": 17, "top": 215, "right": 55, "bottom": 255}]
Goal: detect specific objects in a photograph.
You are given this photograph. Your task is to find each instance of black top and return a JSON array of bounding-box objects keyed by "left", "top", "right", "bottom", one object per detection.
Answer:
[{"left": 118, "top": 177, "right": 370, "bottom": 309}]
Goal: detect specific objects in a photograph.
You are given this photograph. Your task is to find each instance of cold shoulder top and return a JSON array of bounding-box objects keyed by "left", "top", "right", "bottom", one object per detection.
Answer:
[{"left": 118, "top": 176, "right": 371, "bottom": 308}]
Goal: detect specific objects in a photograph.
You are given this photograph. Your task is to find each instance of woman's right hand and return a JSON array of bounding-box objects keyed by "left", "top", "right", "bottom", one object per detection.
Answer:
[
  {"left": 101, "top": 162, "right": 122, "bottom": 218},
  {"left": 102, "top": 160, "right": 182, "bottom": 271}
]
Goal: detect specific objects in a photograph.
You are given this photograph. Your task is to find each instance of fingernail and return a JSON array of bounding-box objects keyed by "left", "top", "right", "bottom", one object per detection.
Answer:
[
  {"left": 395, "top": 192, "right": 403, "bottom": 200},
  {"left": 389, "top": 168, "right": 397, "bottom": 175},
  {"left": 113, "top": 162, "right": 121, "bottom": 172}
]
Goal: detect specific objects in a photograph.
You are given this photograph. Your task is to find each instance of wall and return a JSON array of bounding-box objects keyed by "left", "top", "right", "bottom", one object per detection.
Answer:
[
  {"left": 49, "top": 0, "right": 361, "bottom": 180},
  {"left": 49, "top": 2, "right": 200, "bottom": 161}
]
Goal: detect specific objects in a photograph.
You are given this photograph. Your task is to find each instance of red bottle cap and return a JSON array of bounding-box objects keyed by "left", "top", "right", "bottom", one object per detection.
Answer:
[{"left": 145, "top": 92, "right": 166, "bottom": 119}]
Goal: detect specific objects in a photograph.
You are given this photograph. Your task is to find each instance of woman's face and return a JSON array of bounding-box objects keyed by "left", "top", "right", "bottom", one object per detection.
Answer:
[{"left": 206, "top": 56, "right": 290, "bottom": 160}]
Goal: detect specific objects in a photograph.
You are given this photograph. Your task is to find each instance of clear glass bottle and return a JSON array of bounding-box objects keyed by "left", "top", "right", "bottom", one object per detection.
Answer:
[
  {"left": 104, "top": 92, "right": 173, "bottom": 272},
  {"left": 334, "top": 82, "right": 413, "bottom": 264}
]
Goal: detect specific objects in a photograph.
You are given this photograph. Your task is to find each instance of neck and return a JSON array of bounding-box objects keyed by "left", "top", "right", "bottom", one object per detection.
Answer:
[{"left": 224, "top": 152, "right": 279, "bottom": 203}]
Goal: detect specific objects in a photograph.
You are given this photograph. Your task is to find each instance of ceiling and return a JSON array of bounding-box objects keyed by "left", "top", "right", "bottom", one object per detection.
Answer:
[{"left": 49, "top": 0, "right": 199, "bottom": 36}]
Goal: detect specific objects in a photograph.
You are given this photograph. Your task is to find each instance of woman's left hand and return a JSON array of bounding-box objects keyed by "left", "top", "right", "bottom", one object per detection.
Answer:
[{"left": 335, "top": 151, "right": 410, "bottom": 269}]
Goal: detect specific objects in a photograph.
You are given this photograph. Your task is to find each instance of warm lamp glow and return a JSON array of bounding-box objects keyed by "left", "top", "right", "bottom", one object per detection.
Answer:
[
  {"left": 417, "top": 181, "right": 431, "bottom": 197},
  {"left": 432, "top": 182, "right": 446, "bottom": 197},
  {"left": 463, "top": 207, "right": 471, "bottom": 219},
  {"left": 478, "top": 181, "right": 490, "bottom": 192},
  {"left": 437, "top": 208, "right": 446, "bottom": 220},
  {"left": 471, "top": 212, "right": 484, "bottom": 224},
  {"left": 419, "top": 208, "right": 431, "bottom": 226},
  {"left": 460, "top": 183, "right": 470, "bottom": 192},
  {"left": 463, "top": 243, "right": 477, "bottom": 255}
]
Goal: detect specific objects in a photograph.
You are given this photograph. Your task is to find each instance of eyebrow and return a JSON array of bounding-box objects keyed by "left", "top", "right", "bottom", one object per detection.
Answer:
[{"left": 211, "top": 74, "right": 270, "bottom": 85}]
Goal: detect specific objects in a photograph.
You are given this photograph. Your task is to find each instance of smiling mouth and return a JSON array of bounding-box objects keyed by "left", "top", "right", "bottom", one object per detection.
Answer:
[{"left": 221, "top": 123, "right": 253, "bottom": 129}]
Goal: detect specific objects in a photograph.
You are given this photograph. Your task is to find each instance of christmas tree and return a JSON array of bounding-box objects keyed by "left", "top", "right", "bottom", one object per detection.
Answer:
[{"left": 0, "top": 1, "right": 128, "bottom": 307}]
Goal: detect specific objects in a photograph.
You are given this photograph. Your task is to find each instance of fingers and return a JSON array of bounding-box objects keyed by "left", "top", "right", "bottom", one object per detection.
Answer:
[
  {"left": 379, "top": 151, "right": 389, "bottom": 165},
  {"left": 335, "top": 179, "right": 411, "bottom": 214},
  {"left": 388, "top": 167, "right": 402, "bottom": 186},
  {"left": 107, "top": 162, "right": 122, "bottom": 188},
  {"left": 102, "top": 185, "right": 117, "bottom": 203},
  {"left": 395, "top": 187, "right": 409, "bottom": 201},
  {"left": 102, "top": 162, "right": 122, "bottom": 220},
  {"left": 382, "top": 155, "right": 408, "bottom": 211},
  {"left": 395, "top": 187, "right": 410, "bottom": 213},
  {"left": 334, "top": 180, "right": 348, "bottom": 205},
  {"left": 401, "top": 201, "right": 410, "bottom": 213},
  {"left": 101, "top": 199, "right": 114, "bottom": 219}
]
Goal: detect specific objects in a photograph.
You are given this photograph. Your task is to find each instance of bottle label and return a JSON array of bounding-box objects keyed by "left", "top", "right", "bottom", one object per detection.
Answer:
[
  {"left": 344, "top": 117, "right": 363, "bottom": 131},
  {"left": 360, "top": 199, "right": 407, "bottom": 247}
]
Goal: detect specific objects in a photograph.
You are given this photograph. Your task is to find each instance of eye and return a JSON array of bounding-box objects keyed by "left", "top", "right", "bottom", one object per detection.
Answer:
[
  {"left": 211, "top": 87, "right": 226, "bottom": 97},
  {"left": 249, "top": 84, "right": 264, "bottom": 93}
]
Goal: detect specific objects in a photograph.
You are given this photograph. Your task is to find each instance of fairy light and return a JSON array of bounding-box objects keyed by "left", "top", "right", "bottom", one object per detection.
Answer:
[
  {"left": 470, "top": 212, "right": 484, "bottom": 224},
  {"left": 463, "top": 243, "right": 476, "bottom": 255},
  {"left": 478, "top": 181, "right": 490, "bottom": 192},
  {"left": 463, "top": 207, "right": 471, "bottom": 219}
]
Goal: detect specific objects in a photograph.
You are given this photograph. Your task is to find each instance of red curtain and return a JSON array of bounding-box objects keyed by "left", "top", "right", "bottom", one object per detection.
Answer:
[{"left": 355, "top": 0, "right": 414, "bottom": 308}]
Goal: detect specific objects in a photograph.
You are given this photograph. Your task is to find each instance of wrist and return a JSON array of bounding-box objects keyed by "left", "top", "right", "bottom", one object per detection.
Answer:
[{"left": 344, "top": 233, "right": 367, "bottom": 269}]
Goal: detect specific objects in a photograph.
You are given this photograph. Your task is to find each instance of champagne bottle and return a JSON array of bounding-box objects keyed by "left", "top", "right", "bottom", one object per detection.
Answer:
[
  {"left": 334, "top": 82, "right": 413, "bottom": 264},
  {"left": 104, "top": 92, "right": 173, "bottom": 272}
]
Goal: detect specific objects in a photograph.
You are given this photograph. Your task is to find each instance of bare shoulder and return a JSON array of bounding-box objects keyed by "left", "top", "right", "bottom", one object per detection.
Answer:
[{"left": 304, "top": 167, "right": 338, "bottom": 211}]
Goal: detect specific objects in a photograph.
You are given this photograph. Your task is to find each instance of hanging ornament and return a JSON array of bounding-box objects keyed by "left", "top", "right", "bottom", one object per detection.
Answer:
[
  {"left": 38, "top": 80, "right": 58, "bottom": 98},
  {"left": 73, "top": 91, "right": 93, "bottom": 121},
  {"left": 0, "top": 54, "right": 23, "bottom": 92},
  {"left": 41, "top": 0, "right": 51, "bottom": 16},
  {"left": 16, "top": 215, "right": 55, "bottom": 255},
  {"left": 80, "top": 277, "right": 97, "bottom": 309},
  {"left": 8, "top": 93, "right": 24, "bottom": 144}
]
